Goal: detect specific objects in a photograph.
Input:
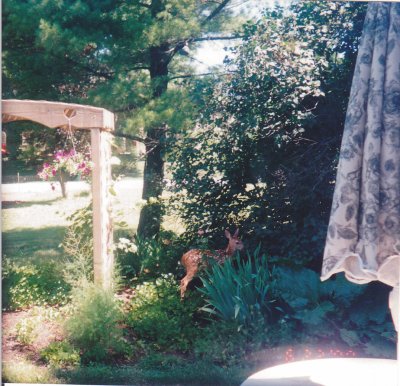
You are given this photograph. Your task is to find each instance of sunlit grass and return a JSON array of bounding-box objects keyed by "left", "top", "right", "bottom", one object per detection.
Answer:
[{"left": 2, "top": 360, "right": 60, "bottom": 384}]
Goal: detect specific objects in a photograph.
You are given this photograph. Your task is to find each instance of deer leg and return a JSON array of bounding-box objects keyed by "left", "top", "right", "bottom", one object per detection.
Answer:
[
  {"left": 180, "top": 273, "right": 195, "bottom": 299},
  {"left": 180, "top": 267, "right": 198, "bottom": 299}
]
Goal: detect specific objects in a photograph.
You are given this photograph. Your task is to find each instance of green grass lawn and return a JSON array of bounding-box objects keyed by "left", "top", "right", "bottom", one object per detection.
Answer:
[
  {"left": 2, "top": 226, "right": 66, "bottom": 261},
  {"left": 2, "top": 359, "right": 254, "bottom": 385}
]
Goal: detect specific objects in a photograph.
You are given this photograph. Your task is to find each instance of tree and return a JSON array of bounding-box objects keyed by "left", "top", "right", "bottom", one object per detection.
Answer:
[
  {"left": 169, "top": 1, "right": 367, "bottom": 268},
  {"left": 2, "top": 0, "right": 247, "bottom": 237}
]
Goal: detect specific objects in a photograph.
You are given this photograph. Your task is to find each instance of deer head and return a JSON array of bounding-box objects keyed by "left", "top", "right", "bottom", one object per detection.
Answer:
[{"left": 224, "top": 228, "right": 244, "bottom": 256}]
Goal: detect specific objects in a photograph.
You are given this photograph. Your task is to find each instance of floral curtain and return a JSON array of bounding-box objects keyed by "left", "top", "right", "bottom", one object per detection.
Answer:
[{"left": 322, "top": 2, "right": 400, "bottom": 297}]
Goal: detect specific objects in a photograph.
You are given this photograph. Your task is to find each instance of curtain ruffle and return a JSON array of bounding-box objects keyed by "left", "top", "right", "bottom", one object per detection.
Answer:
[{"left": 322, "top": 3, "right": 400, "bottom": 288}]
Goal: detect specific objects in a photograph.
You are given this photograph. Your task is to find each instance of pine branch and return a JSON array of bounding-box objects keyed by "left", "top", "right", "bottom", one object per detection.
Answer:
[
  {"left": 63, "top": 56, "right": 115, "bottom": 80},
  {"left": 201, "top": 0, "right": 232, "bottom": 25}
]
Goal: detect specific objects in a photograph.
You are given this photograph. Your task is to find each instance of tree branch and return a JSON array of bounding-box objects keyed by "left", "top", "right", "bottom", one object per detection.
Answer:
[
  {"left": 201, "top": 0, "right": 232, "bottom": 26},
  {"left": 169, "top": 71, "right": 234, "bottom": 81},
  {"left": 123, "top": 65, "right": 150, "bottom": 72},
  {"left": 170, "top": 34, "right": 242, "bottom": 63},
  {"left": 63, "top": 56, "right": 115, "bottom": 80},
  {"left": 191, "top": 35, "right": 244, "bottom": 42}
]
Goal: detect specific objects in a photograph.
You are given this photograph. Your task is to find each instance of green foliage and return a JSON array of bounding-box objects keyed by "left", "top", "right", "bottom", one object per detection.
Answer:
[
  {"left": 127, "top": 275, "right": 203, "bottom": 352},
  {"left": 17, "top": 127, "right": 51, "bottom": 165},
  {"left": 2, "top": 0, "right": 237, "bottom": 120},
  {"left": 117, "top": 232, "right": 185, "bottom": 282},
  {"left": 16, "top": 125, "right": 90, "bottom": 170},
  {"left": 2, "top": 0, "right": 246, "bottom": 238},
  {"left": 169, "top": 0, "right": 367, "bottom": 268},
  {"left": 199, "top": 247, "right": 274, "bottom": 328},
  {"left": 62, "top": 204, "right": 93, "bottom": 287},
  {"left": 65, "top": 284, "right": 128, "bottom": 363},
  {"left": 2, "top": 360, "right": 58, "bottom": 384},
  {"left": 40, "top": 341, "right": 80, "bottom": 367},
  {"left": 194, "top": 321, "right": 263, "bottom": 367},
  {"left": 2, "top": 258, "right": 70, "bottom": 311},
  {"left": 274, "top": 268, "right": 396, "bottom": 356},
  {"left": 15, "top": 317, "right": 39, "bottom": 345}
]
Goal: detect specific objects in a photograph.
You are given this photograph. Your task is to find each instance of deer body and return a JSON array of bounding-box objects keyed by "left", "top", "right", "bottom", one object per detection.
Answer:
[{"left": 180, "top": 229, "right": 243, "bottom": 298}]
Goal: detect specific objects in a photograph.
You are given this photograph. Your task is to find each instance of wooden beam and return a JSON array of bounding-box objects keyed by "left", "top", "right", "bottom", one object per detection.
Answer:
[
  {"left": 1, "top": 99, "right": 116, "bottom": 289},
  {"left": 91, "top": 128, "right": 114, "bottom": 288},
  {"left": 2, "top": 99, "right": 114, "bottom": 131}
]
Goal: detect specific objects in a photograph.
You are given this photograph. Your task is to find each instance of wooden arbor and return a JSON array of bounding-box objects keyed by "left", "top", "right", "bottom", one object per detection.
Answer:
[{"left": 2, "top": 99, "right": 115, "bottom": 288}]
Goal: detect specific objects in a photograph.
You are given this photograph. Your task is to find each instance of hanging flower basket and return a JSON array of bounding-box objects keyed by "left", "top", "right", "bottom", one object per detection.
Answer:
[{"left": 38, "top": 149, "right": 93, "bottom": 197}]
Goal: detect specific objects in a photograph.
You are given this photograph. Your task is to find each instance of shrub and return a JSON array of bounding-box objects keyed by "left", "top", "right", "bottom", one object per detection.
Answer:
[
  {"left": 62, "top": 204, "right": 93, "bottom": 287},
  {"left": 15, "top": 317, "right": 39, "bottom": 345},
  {"left": 194, "top": 321, "right": 263, "bottom": 366},
  {"left": 65, "top": 284, "right": 128, "bottom": 362},
  {"left": 40, "top": 341, "right": 80, "bottom": 367},
  {"left": 117, "top": 232, "right": 185, "bottom": 282},
  {"left": 199, "top": 247, "right": 274, "bottom": 328},
  {"left": 127, "top": 274, "right": 203, "bottom": 352},
  {"left": 274, "top": 267, "right": 396, "bottom": 356},
  {"left": 2, "top": 258, "right": 70, "bottom": 310},
  {"left": 168, "top": 1, "right": 367, "bottom": 271}
]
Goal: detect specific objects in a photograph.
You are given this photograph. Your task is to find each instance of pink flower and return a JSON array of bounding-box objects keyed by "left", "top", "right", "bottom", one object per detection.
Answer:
[
  {"left": 52, "top": 168, "right": 57, "bottom": 176},
  {"left": 55, "top": 150, "right": 64, "bottom": 159}
]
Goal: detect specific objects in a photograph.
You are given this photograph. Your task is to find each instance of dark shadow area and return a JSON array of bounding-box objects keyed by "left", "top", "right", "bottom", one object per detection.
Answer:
[
  {"left": 2, "top": 198, "right": 63, "bottom": 209},
  {"left": 2, "top": 226, "right": 66, "bottom": 258},
  {"left": 54, "top": 362, "right": 252, "bottom": 386}
]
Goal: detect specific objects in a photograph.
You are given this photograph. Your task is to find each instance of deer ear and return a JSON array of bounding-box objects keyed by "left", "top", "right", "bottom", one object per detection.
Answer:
[
  {"left": 225, "top": 229, "right": 231, "bottom": 239},
  {"left": 233, "top": 228, "right": 239, "bottom": 237}
]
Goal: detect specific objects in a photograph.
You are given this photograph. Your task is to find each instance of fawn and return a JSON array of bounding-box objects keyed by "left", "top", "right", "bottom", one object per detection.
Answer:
[{"left": 180, "top": 229, "right": 244, "bottom": 299}]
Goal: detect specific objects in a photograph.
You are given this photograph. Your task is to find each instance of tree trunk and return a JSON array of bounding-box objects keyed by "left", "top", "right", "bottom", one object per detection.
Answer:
[
  {"left": 59, "top": 170, "right": 67, "bottom": 198},
  {"left": 137, "top": 44, "right": 170, "bottom": 238},
  {"left": 137, "top": 126, "right": 166, "bottom": 237}
]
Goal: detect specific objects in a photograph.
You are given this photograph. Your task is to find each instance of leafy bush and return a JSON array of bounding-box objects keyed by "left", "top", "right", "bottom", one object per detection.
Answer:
[
  {"left": 127, "top": 274, "right": 203, "bottom": 352},
  {"left": 199, "top": 247, "right": 274, "bottom": 328},
  {"left": 40, "top": 341, "right": 80, "bottom": 367},
  {"left": 275, "top": 267, "right": 396, "bottom": 356},
  {"left": 168, "top": 1, "right": 367, "bottom": 269},
  {"left": 194, "top": 321, "right": 263, "bottom": 366},
  {"left": 117, "top": 232, "right": 185, "bottom": 282},
  {"left": 2, "top": 258, "right": 70, "bottom": 310},
  {"left": 15, "top": 317, "right": 39, "bottom": 345},
  {"left": 65, "top": 284, "right": 128, "bottom": 362}
]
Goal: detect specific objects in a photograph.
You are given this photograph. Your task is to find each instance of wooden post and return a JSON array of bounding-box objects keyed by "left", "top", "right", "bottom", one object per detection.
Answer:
[
  {"left": 2, "top": 99, "right": 115, "bottom": 289},
  {"left": 91, "top": 128, "right": 113, "bottom": 288}
]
